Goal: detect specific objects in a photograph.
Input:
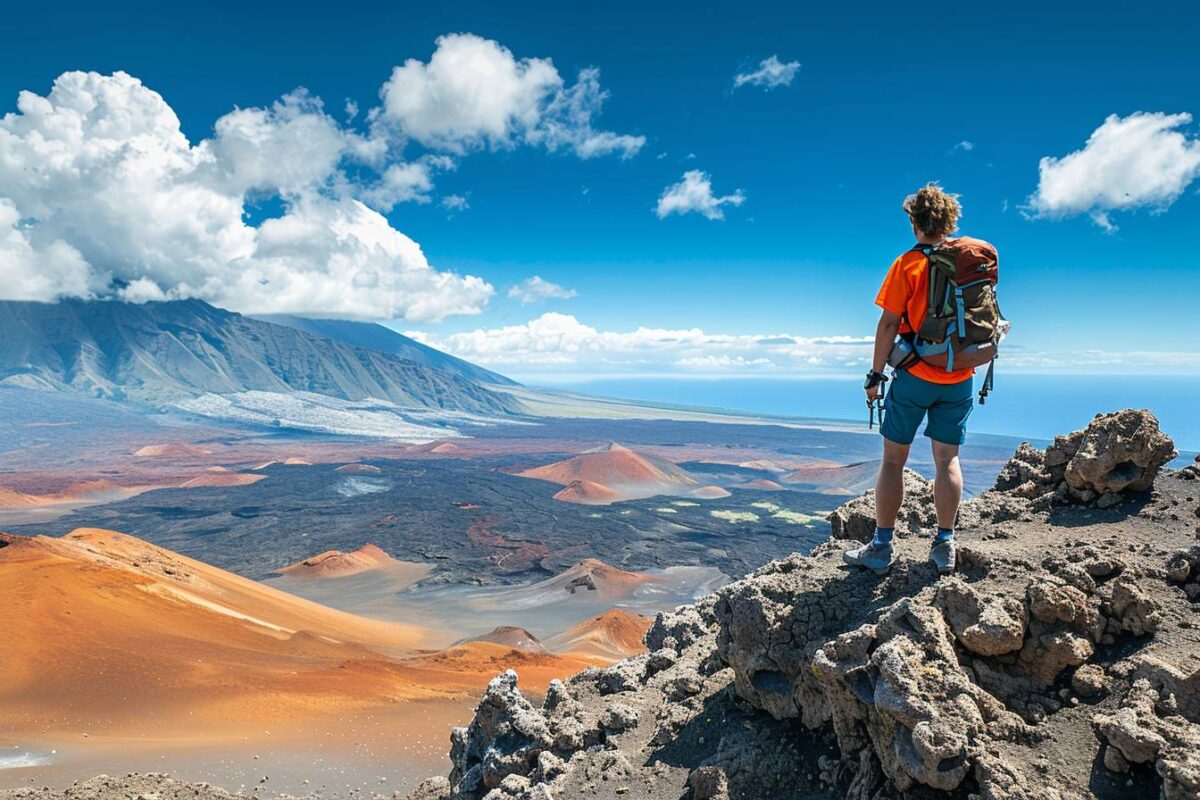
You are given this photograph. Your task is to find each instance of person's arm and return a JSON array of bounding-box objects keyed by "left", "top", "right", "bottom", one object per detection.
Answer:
[{"left": 865, "top": 309, "right": 902, "bottom": 402}]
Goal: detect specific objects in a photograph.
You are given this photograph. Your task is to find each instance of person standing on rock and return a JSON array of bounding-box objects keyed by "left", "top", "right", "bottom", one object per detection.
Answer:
[{"left": 845, "top": 184, "right": 999, "bottom": 576}]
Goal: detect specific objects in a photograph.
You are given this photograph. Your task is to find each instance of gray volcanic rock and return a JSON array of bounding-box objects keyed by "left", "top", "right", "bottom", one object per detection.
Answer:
[
  {"left": 827, "top": 468, "right": 934, "bottom": 541},
  {"left": 1053, "top": 409, "right": 1177, "bottom": 495},
  {"left": 997, "top": 410, "right": 1177, "bottom": 506},
  {"left": 413, "top": 412, "right": 1200, "bottom": 800},
  {"left": 1094, "top": 679, "right": 1200, "bottom": 799},
  {"left": 0, "top": 298, "right": 522, "bottom": 414}
]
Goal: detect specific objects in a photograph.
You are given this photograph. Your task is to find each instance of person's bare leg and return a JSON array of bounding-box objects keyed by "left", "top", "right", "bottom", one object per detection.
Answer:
[
  {"left": 875, "top": 439, "right": 911, "bottom": 529},
  {"left": 931, "top": 440, "right": 963, "bottom": 529}
]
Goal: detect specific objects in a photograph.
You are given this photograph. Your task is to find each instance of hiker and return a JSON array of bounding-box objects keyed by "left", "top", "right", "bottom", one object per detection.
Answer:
[{"left": 845, "top": 184, "right": 1003, "bottom": 576}]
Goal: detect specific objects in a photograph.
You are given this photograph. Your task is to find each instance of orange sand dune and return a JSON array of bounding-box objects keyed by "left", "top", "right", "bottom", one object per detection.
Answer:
[
  {"left": 736, "top": 459, "right": 790, "bottom": 472},
  {"left": 458, "top": 626, "right": 549, "bottom": 654},
  {"left": 277, "top": 543, "right": 396, "bottom": 579},
  {"left": 178, "top": 469, "right": 266, "bottom": 488},
  {"left": 0, "top": 486, "right": 45, "bottom": 506},
  {"left": 484, "top": 558, "right": 655, "bottom": 608},
  {"left": 691, "top": 484, "right": 732, "bottom": 499},
  {"left": 558, "top": 558, "right": 653, "bottom": 598},
  {"left": 544, "top": 609, "right": 653, "bottom": 661},
  {"left": 406, "top": 440, "right": 462, "bottom": 454},
  {"left": 134, "top": 442, "right": 214, "bottom": 458},
  {"left": 400, "top": 641, "right": 603, "bottom": 691},
  {"left": 521, "top": 442, "right": 695, "bottom": 487},
  {"left": 744, "top": 478, "right": 785, "bottom": 491},
  {"left": 0, "top": 528, "right": 432, "bottom": 736},
  {"left": 553, "top": 479, "right": 623, "bottom": 505},
  {"left": 0, "top": 479, "right": 133, "bottom": 509},
  {"left": 520, "top": 443, "right": 700, "bottom": 504},
  {"left": 781, "top": 460, "right": 880, "bottom": 496}
]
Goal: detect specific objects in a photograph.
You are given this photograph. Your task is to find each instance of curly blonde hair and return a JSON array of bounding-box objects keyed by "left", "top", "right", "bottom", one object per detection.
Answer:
[{"left": 903, "top": 183, "right": 961, "bottom": 237}]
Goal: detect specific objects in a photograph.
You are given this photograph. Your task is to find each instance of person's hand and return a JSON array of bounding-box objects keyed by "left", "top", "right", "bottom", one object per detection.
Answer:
[{"left": 865, "top": 384, "right": 880, "bottom": 405}]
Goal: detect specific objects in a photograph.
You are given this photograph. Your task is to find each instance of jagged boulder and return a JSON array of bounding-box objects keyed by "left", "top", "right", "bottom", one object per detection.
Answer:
[
  {"left": 1165, "top": 546, "right": 1200, "bottom": 606},
  {"left": 405, "top": 776, "right": 451, "bottom": 800},
  {"left": 828, "top": 468, "right": 934, "bottom": 541},
  {"left": 937, "top": 578, "right": 1027, "bottom": 656},
  {"left": 1049, "top": 409, "right": 1176, "bottom": 495},
  {"left": 449, "top": 671, "right": 553, "bottom": 797},
  {"left": 1094, "top": 679, "right": 1200, "bottom": 799},
  {"left": 992, "top": 410, "right": 1176, "bottom": 508},
  {"left": 813, "top": 598, "right": 1026, "bottom": 792},
  {"left": 993, "top": 441, "right": 1053, "bottom": 498}
]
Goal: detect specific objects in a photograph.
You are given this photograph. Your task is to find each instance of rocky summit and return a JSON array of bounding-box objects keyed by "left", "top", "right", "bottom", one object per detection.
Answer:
[
  {"left": 6, "top": 410, "right": 1199, "bottom": 800},
  {"left": 403, "top": 409, "right": 1200, "bottom": 800}
]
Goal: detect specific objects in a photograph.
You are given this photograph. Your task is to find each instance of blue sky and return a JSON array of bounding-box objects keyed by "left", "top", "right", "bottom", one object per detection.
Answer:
[{"left": 1, "top": 0, "right": 1198, "bottom": 380}]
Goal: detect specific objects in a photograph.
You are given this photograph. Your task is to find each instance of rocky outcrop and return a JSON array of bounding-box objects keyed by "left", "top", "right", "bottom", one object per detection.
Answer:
[
  {"left": 415, "top": 410, "right": 1198, "bottom": 800},
  {"left": 1094, "top": 680, "right": 1200, "bottom": 799},
  {"left": 828, "top": 468, "right": 934, "bottom": 542},
  {"left": 994, "top": 409, "right": 1176, "bottom": 509}
]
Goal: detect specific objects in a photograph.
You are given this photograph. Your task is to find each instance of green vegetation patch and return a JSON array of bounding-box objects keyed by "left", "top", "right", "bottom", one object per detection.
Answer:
[
  {"left": 771, "top": 509, "right": 822, "bottom": 525},
  {"left": 711, "top": 509, "right": 760, "bottom": 524}
]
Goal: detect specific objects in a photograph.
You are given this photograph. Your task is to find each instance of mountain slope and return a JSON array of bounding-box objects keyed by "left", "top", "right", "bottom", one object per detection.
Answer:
[
  {"left": 256, "top": 314, "right": 516, "bottom": 386},
  {"left": 0, "top": 299, "right": 522, "bottom": 415},
  {"left": 0, "top": 528, "right": 430, "bottom": 729}
]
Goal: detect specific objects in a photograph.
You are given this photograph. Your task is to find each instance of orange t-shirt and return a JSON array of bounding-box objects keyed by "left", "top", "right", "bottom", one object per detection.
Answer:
[{"left": 875, "top": 249, "right": 975, "bottom": 385}]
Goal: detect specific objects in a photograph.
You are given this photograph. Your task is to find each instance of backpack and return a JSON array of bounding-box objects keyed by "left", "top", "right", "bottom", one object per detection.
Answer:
[{"left": 906, "top": 237, "right": 1006, "bottom": 403}]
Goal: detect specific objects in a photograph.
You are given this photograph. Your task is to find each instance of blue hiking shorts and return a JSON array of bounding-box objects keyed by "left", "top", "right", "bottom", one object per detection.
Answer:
[{"left": 880, "top": 369, "right": 974, "bottom": 446}]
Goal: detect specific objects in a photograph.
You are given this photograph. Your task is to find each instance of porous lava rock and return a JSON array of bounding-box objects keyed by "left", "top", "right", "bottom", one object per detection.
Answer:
[{"left": 828, "top": 468, "right": 934, "bottom": 542}]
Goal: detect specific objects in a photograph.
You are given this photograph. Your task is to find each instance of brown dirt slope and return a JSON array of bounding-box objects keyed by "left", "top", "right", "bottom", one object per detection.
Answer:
[{"left": 418, "top": 410, "right": 1200, "bottom": 800}]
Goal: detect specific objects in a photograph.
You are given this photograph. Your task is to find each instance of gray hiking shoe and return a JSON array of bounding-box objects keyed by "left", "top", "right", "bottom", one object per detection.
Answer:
[
  {"left": 929, "top": 538, "right": 956, "bottom": 575},
  {"left": 843, "top": 541, "right": 895, "bottom": 575}
]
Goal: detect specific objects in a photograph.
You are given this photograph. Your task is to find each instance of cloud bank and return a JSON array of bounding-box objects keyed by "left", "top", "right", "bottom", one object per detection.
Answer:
[
  {"left": 508, "top": 276, "right": 578, "bottom": 304},
  {"left": 656, "top": 170, "right": 745, "bottom": 220},
  {"left": 407, "top": 312, "right": 1200, "bottom": 380},
  {"left": 0, "top": 35, "right": 642, "bottom": 319},
  {"left": 733, "top": 56, "right": 801, "bottom": 90},
  {"left": 1026, "top": 112, "right": 1200, "bottom": 231},
  {"left": 407, "top": 312, "right": 871, "bottom": 375}
]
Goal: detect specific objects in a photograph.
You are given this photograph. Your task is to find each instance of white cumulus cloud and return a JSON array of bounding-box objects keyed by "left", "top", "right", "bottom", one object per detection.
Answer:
[
  {"left": 378, "top": 33, "right": 643, "bottom": 159},
  {"left": 507, "top": 276, "right": 578, "bottom": 304},
  {"left": 202, "top": 90, "right": 357, "bottom": 195},
  {"left": 0, "top": 198, "right": 98, "bottom": 301},
  {"left": 1026, "top": 112, "right": 1200, "bottom": 231},
  {"left": 407, "top": 312, "right": 871, "bottom": 376},
  {"left": 0, "top": 70, "right": 491, "bottom": 320},
  {"left": 733, "top": 56, "right": 800, "bottom": 90},
  {"left": 361, "top": 154, "right": 456, "bottom": 211},
  {"left": 656, "top": 170, "right": 745, "bottom": 220}
]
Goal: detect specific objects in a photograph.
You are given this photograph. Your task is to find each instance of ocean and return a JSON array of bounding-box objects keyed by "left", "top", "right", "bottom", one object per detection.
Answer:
[{"left": 540, "top": 374, "right": 1199, "bottom": 453}]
